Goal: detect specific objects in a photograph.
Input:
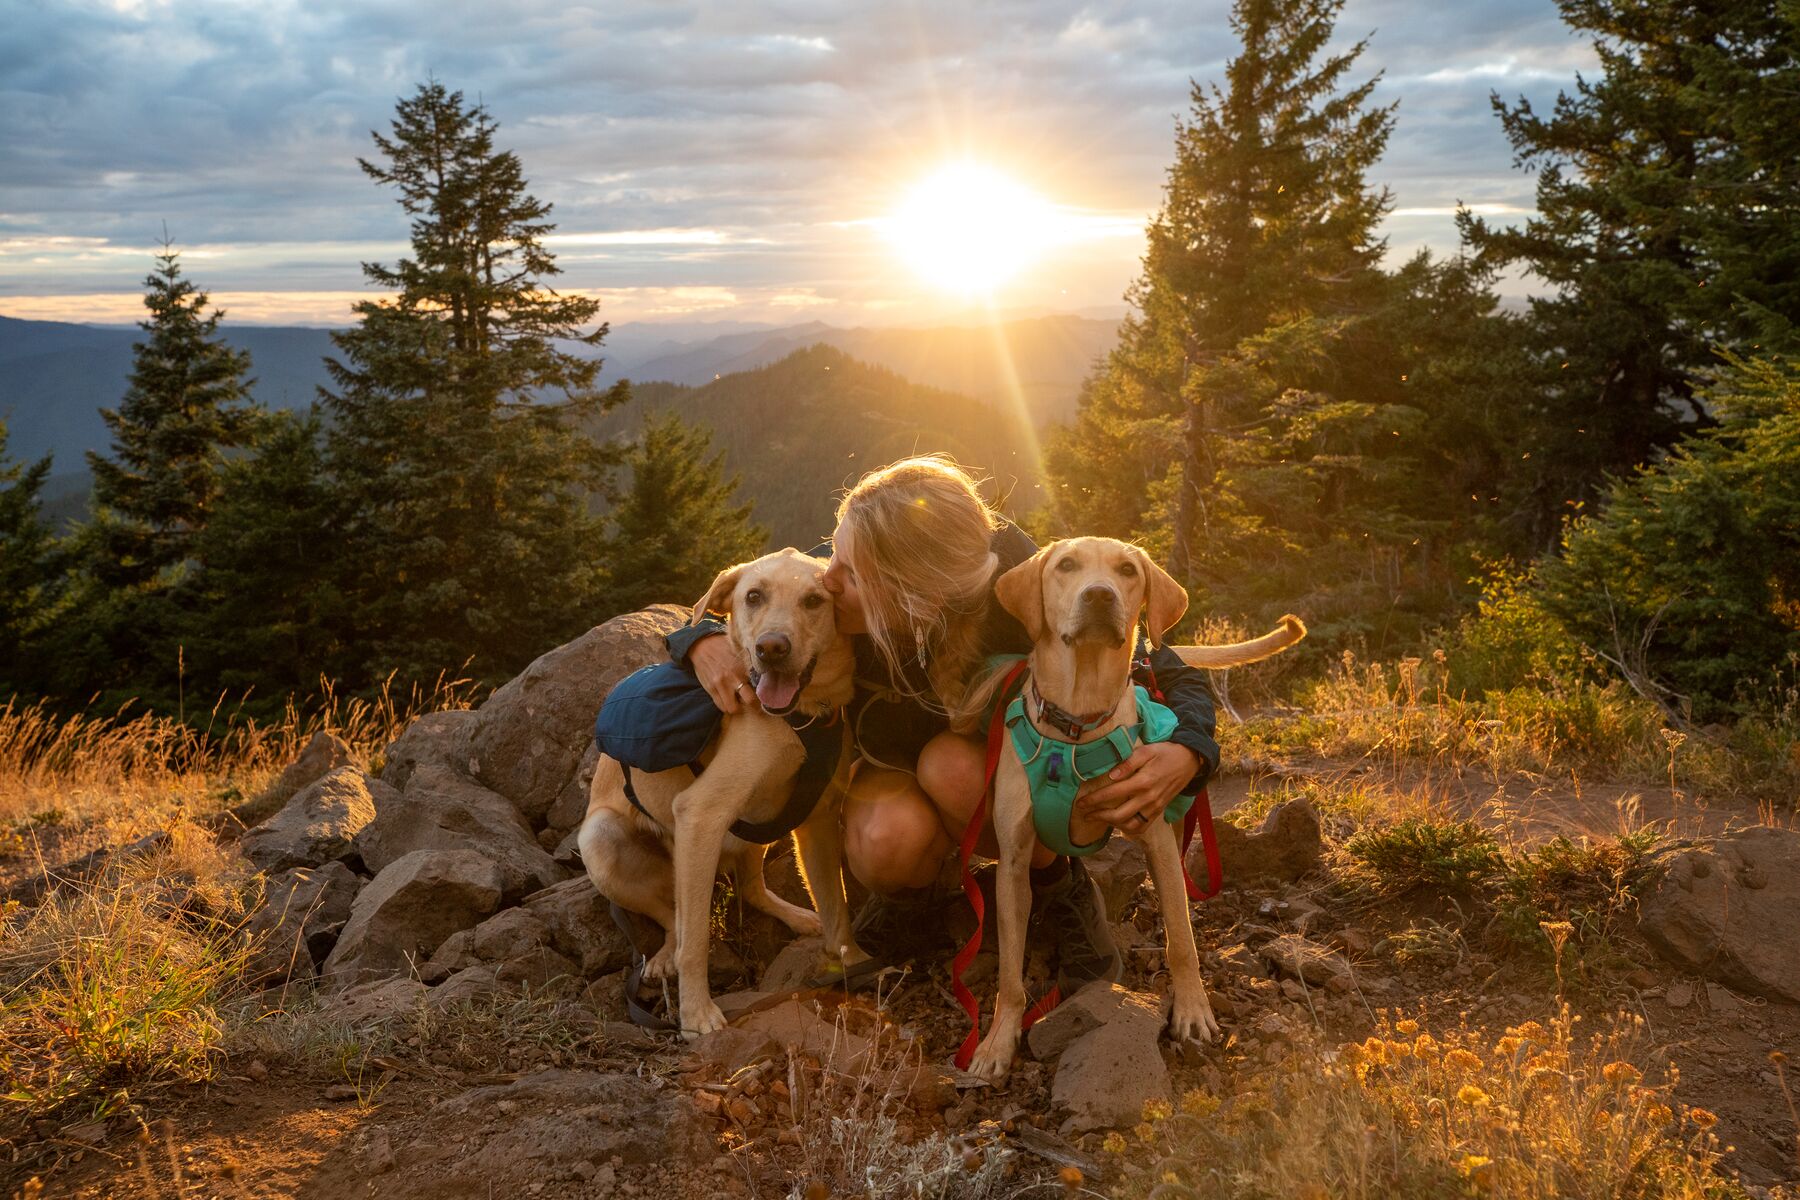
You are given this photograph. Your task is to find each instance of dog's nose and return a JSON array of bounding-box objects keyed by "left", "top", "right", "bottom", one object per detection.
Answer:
[
  {"left": 1079, "top": 585, "right": 1118, "bottom": 610},
  {"left": 755, "top": 633, "right": 792, "bottom": 663}
]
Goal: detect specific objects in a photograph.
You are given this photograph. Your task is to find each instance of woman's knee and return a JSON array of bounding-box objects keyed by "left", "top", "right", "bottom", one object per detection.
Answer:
[
  {"left": 916, "top": 732, "right": 986, "bottom": 824},
  {"left": 843, "top": 773, "right": 947, "bottom": 892}
]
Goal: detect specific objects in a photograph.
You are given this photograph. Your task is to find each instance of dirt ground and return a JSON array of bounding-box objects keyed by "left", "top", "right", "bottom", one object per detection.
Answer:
[{"left": 12, "top": 767, "right": 1800, "bottom": 1199}]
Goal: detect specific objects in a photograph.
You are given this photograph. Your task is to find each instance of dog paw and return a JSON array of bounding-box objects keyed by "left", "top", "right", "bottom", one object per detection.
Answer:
[
  {"left": 779, "top": 907, "right": 823, "bottom": 936},
  {"left": 1168, "top": 995, "right": 1220, "bottom": 1045},
  {"left": 966, "top": 1037, "right": 1016, "bottom": 1082},
  {"left": 680, "top": 1000, "right": 728, "bottom": 1040},
  {"left": 642, "top": 946, "right": 677, "bottom": 981}
]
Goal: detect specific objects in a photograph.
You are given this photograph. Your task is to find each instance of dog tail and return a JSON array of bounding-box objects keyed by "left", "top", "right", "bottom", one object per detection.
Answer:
[{"left": 1169, "top": 615, "right": 1307, "bottom": 668}]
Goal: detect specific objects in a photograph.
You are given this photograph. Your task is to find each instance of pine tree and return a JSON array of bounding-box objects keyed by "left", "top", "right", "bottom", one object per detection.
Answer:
[
  {"left": 1459, "top": 0, "right": 1800, "bottom": 536},
  {"left": 322, "top": 81, "right": 625, "bottom": 686},
  {"left": 1047, "top": 0, "right": 1457, "bottom": 634},
  {"left": 598, "top": 411, "right": 767, "bottom": 615},
  {"left": 0, "top": 421, "right": 60, "bottom": 697},
  {"left": 185, "top": 410, "right": 350, "bottom": 708},
  {"left": 65, "top": 245, "right": 256, "bottom": 703},
  {"left": 1535, "top": 354, "right": 1800, "bottom": 717},
  {"left": 86, "top": 244, "right": 256, "bottom": 586}
]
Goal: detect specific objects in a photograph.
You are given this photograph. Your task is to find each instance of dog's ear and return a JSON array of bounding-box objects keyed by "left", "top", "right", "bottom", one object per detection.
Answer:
[
  {"left": 693, "top": 563, "right": 745, "bottom": 624},
  {"left": 995, "top": 546, "right": 1052, "bottom": 642},
  {"left": 1134, "top": 546, "right": 1189, "bottom": 647}
]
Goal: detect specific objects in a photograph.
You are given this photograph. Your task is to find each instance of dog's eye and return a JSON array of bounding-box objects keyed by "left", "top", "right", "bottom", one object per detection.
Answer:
[
  {"left": 803, "top": 593, "right": 826, "bottom": 609},
  {"left": 1055, "top": 557, "right": 1079, "bottom": 572},
  {"left": 744, "top": 589, "right": 764, "bottom": 607},
  {"left": 1118, "top": 561, "right": 1138, "bottom": 577}
]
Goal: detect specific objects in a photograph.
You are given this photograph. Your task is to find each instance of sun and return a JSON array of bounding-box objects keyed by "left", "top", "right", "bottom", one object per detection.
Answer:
[{"left": 884, "top": 162, "right": 1059, "bottom": 295}]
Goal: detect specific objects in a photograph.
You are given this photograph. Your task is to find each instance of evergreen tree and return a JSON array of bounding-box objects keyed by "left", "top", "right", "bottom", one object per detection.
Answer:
[
  {"left": 86, "top": 244, "right": 256, "bottom": 585},
  {"left": 0, "top": 422, "right": 60, "bottom": 697},
  {"left": 65, "top": 245, "right": 256, "bottom": 703},
  {"left": 185, "top": 410, "right": 350, "bottom": 708},
  {"left": 322, "top": 81, "right": 624, "bottom": 686},
  {"left": 1046, "top": 0, "right": 1505, "bottom": 641},
  {"left": 1536, "top": 355, "right": 1800, "bottom": 718},
  {"left": 598, "top": 411, "right": 767, "bottom": 615},
  {"left": 1459, "top": 0, "right": 1800, "bottom": 537}
]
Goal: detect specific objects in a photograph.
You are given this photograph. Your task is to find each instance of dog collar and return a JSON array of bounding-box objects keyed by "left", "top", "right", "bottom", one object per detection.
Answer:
[{"left": 1028, "top": 680, "right": 1118, "bottom": 742}]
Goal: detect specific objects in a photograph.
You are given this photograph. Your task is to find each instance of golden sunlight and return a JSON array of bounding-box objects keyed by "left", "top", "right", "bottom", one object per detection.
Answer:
[{"left": 883, "top": 162, "right": 1059, "bottom": 295}]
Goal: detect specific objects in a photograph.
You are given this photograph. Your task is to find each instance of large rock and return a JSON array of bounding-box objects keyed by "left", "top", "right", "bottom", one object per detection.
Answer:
[
  {"left": 354, "top": 763, "right": 562, "bottom": 902},
  {"left": 1050, "top": 987, "right": 1170, "bottom": 1134},
  {"left": 1205, "top": 799, "right": 1322, "bottom": 886},
  {"left": 240, "top": 766, "right": 389, "bottom": 873},
  {"left": 1639, "top": 826, "right": 1800, "bottom": 1002},
  {"left": 519, "top": 877, "right": 634, "bottom": 977},
  {"left": 380, "top": 709, "right": 478, "bottom": 790},
  {"left": 467, "top": 605, "right": 687, "bottom": 822},
  {"left": 240, "top": 731, "right": 355, "bottom": 826},
  {"left": 245, "top": 861, "right": 363, "bottom": 983},
  {"left": 321, "top": 849, "right": 505, "bottom": 989},
  {"left": 1028, "top": 981, "right": 1140, "bottom": 1061}
]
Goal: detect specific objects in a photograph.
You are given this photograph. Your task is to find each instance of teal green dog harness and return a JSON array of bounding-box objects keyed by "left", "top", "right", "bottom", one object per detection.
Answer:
[{"left": 1005, "top": 683, "right": 1197, "bottom": 857}]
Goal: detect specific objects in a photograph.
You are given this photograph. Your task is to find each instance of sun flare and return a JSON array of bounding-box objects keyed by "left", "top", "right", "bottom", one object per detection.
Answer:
[{"left": 884, "top": 163, "right": 1059, "bottom": 295}]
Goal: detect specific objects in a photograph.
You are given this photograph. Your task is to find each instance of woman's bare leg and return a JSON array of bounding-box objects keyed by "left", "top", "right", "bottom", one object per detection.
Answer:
[
  {"left": 916, "top": 731, "right": 1056, "bottom": 869},
  {"left": 841, "top": 764, "right": 952, "bottom": 893}
]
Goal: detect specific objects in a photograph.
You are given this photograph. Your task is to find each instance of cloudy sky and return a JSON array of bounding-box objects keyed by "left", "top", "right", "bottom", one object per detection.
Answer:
[{"left": 0, "top": 0, "right": 1594, "bottom": 328}]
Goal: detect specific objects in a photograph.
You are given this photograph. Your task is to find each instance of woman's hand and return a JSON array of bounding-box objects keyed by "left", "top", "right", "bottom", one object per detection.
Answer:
[
  {"left": 1076, "top": 741, "right": 1201, "bottom": 837},
  {"left": 690, "top": 633, "right": 755, "bottom": 714}
]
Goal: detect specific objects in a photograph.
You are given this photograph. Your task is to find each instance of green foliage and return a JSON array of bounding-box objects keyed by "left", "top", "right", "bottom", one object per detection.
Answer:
[
  {"left": 320, "top": 81, "right": 624, "bottom": 688},
  {"left": 1342, "top": 817, "right": 1503, "bottom": 896},
  {"left": 1535, "top": 356, "right": 1800, "bottom": 717},
  {"left": 1459, "top": 0, "right": 1800, "bottom": 540},
  {"left": 598, "top": 410, "right": 767, "bottom": 615},
  {"left": 1445, "top": 563, "right": 1592, "bottom": 696},
  {"left": 1044, "top": 0, "right": 1528, "bottom": 651},
  {"left": 184, "top": 409, "right": 351, "bottom": 706},
  {"left": 1490, "top": 830, "right": 1660, "bottom": 976},
  {"left": 0, "top": 422, "right": 60, "bottom": 698},
  {"left": 54, "top": 247, "right": 258, "bottom": 708},
  {"left": 593, "top": 345, "right": 1038, "bottom": 549}
]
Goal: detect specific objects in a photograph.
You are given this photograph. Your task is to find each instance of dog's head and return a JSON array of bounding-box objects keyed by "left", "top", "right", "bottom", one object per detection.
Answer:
[
  {"left": 994, "top": 536, "right": 1188, "bottom": 652},
  {"left": 694, "top": 548, "right": 844, "bottom": 716}
]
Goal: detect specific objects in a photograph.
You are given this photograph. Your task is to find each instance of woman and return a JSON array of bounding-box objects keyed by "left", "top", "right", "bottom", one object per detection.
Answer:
[{"left": 666, "top": 456, "right": 1220, "bottom": 990}]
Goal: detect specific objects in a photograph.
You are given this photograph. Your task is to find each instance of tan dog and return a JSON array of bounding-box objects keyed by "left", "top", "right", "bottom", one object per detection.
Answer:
[
  {"left": 966, "top": 536, "right": 1306, "bottom": 1080},
  {"left": 578, "top": 549, "right": 870, "bottom": 1037}
]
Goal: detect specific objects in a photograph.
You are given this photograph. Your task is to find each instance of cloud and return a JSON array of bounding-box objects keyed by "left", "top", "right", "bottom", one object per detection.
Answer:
[{"left": 1, "top": 0, "right": 1592, "bottom": 323}]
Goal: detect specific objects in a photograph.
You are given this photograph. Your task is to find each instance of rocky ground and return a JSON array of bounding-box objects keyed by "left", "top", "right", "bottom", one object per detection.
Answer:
[{"left": 6, "top": 606, "right": 1799, "bottom": 1199}]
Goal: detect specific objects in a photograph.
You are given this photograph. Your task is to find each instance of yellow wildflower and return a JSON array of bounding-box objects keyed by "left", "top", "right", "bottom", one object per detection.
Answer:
[
  {"left": 1181, "top": 1089, "right": 1221, "bottom": 1118},
  {"left": 1396, "top": 1019, "right": 1420, "bottom": 1036},
  {"left": 1495, "top": 1036, "right": 1522, "bottom": 1058},
  {"left": 1444, "top": 1049, "right": 1482, "bottom": 1072},
  {"left": 1134, "top": 1122, "right": 1156, "bottom": 1143},
  {"left": 1103, "top": 1132, "right": 1127, "bottom": 1154},
  {"left": 1601, "top": 1061, "right": 1641, "bottom": 1086},
  {"left": 1646, "top": 1103, "right": 1674, "bottom": 1126},
  {"left": 1458, "top": 1084, "right": 1492, "bottom": 1107},
  {"left": 1142, "top": 1098, "right": 1173, "bottom": 1122},
  {"left": 1688, "top": 1108, "right": 1718, "bottom": 1130},
  {"left": 1414, "top": 1033, "right": 1440, "bottom": 1059}
]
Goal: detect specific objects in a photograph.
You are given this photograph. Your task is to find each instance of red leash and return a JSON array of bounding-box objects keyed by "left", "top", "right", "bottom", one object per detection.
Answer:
[{"left": 952, "top": 661, "right": 1061, "bottom": 1071}]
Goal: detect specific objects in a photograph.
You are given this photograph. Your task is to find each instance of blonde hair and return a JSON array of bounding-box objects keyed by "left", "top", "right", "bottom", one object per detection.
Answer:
[{"left": 836, "top": 455, "right": 1001, "bottom": 731}]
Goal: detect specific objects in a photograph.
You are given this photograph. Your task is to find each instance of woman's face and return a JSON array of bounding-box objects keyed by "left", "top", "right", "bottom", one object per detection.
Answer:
[{"left": 821, "top": 518, "right": 868, "bottom": 635}]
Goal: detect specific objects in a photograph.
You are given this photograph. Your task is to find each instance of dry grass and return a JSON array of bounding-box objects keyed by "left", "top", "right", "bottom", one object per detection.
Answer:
[
  {"left": 1233, "top": 649, "right": 1800, "bottom": 803},
  {"left": 1115, "top": 1007, "right": 1749, "bottom": 1200},
  {"left": 0, "top": 823, "right": 259, "bottom": 1121}
]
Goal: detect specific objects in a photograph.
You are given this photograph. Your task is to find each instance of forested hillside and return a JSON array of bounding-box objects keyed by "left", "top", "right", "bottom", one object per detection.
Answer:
[{"left": 598, "top": 344, "right": 1040, "bottom": 548}]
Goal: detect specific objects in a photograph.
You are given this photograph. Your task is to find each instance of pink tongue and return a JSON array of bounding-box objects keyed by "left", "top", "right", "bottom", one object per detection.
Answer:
[{"left": 755, "top": 673, "right": 801, "bottom": 711}]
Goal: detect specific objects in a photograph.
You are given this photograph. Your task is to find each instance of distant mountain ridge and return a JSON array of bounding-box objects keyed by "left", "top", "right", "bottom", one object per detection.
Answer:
[
  {"left": 592, "top": 344, "right": 1047, "bottom": 548},
  {"left": 0, "top": 311, "right": 1116, "bottom": 526},
  {"left": 622, "top": 314, "right": 1118, "bottom": 428}
]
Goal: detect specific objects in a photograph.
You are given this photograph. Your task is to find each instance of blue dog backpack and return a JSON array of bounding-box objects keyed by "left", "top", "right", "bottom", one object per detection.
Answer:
[{"left": 592, "top": 662, "right": 722, "bottom": 771}]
